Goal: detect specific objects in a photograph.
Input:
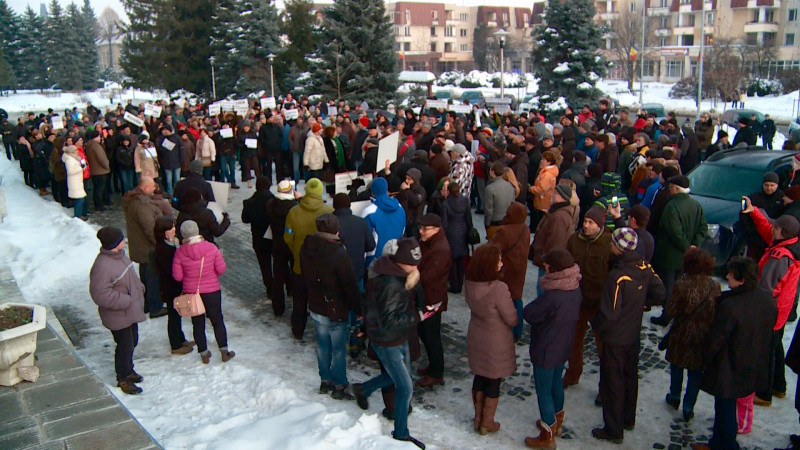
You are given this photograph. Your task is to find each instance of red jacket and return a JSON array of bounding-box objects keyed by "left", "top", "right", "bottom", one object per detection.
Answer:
[{"left": 752, "top": 207, "right": 799, "bottom": 330}]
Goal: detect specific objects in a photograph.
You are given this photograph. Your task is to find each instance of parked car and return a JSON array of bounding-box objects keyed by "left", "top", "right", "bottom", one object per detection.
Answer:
[
  {"left": 641, "top": 103, "right": 666, "bottom": 121},
  {"left": 789, "top": 116, "right": 800, "bottom": 134},
  {"left": 721, "top": 108, "right": 765, "bottom": 128},
  {"left": 434, "top": 90, "right": 452, "bottom": 100},
  {"left": 460, "top": 90, "right": 485, "bottom": 108},
  {"left": 686, "top": 148, "right": 796, "bottom": 268}
]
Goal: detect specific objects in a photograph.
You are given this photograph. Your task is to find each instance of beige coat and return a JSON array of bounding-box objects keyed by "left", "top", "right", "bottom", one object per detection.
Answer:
[
  {"left": 62, "top": 148, "right": 86, "bottom": 199},
  {"left": 195, "top": 136, "right": 216, "bottom": 167},
  {"left": 303, "top": 131, "right": 328, "bottom": 170},
  {"left": 134, "top": 144, "right": 158, "bottom": 178}
]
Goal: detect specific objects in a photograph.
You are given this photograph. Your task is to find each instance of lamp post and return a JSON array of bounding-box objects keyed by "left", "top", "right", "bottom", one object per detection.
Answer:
[
  {"left": 639, "top": 0, "right": 646, "bottom": 107},
  {"left": 494, "top": 29, "right": 510, "bottom": 99},
  {"left": 267, "top": 53, "right": 276, "bottom": 99},
  {"left": 696, "top": 1, "right": 707, "bottom": 123},
  {"left": 209, "top": 56, "right": 216, "bottom": 100}
]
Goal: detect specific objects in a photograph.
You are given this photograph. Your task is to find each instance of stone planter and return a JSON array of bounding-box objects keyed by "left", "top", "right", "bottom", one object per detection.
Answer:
[{"left": 0, "top": 303, "right": 46, "bottom": 386}]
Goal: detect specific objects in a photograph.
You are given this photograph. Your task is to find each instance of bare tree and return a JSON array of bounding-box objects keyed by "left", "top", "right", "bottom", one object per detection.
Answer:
[
  {"left": 703, "top": 36, "right": 746, "bottom": 103},
  {"left": 607, "top": 7, "right": 659, "bottom": 91},
  {"left": 736, "top": 36, "right": 778, "bottom": 78},
  {"left": 97, "top": 7, "right": 121, "bottom": 69}
]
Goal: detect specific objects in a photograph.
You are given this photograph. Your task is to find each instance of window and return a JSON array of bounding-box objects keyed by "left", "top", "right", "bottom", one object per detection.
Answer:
[
  {"left": 432, "top": 10, "right": 438, "bottom": 22},
  {"left": 660, "top": 17, "right": 669, "bottom": 28},
  {"left": 666, "top": 60, "right": 684, "bottom": 78},
  {"left": 690, "top": 61, "right": 697, "bottom": 77},
  {"left": 502, "top": 12, "right": 509, "bottom": 26},
  {"left": 660, "top": 0, "right": 668, "bottom": 6},
  {"left": 444, "top": 42, "right": 454, "bottom": 52},
  {"left": 630, "top": 2, "right": 636, "bottom": 12},
  {"left": 524, "top": 13, "right": 530, "bottom": 25},
  {"left": 431, "top": 26, "right": 437, "bottom": 36},
  {"left": 746, "top": 33, "right": 757, "bottom": 45},
  {"left": 642, "top": 60, "right": 656, "bottom": 77},
  {"left": 705, "top": 34, "right": 713, "bottom": 45},
  {"left": 687, "top": 14, "right": 695, "bottom": 26},
  {"left": 488, "top": 11, "right": 497, "bottom": 22},
  {"left": 445, "top": 10, "right": 453, "bottom": 21},
  {"left": 680, "top": 0, "right": 690, "bottom": 4},
  {"left": 706, "top": 12, "right": 714, "bottom": 25},
  {"left": 753, "top": 10, "right": 759, "bottom": 22},
  {"left": 403, "top": 42, "right": 411, "bottom": 51},
  {"left": 789, "top": 9, "right": 798, "bottom": 22},
  {"left": 445, "top": 26, "right": 454, "bottom": 37},
  {"left": 682, "top": 34, "right": 694, "bottom": 46},
  {"left": 764, "top": 32, "right": 776, "bottom": 45},
  {"left": 787, "top": 34, "right": 796, "bottom": 46},
  {"left": 460, "top": 28, "right": 467, "bottom": 37},
  {"left": 460, "top": 43, "right": 468, "bottom": 52},
  {"left": 765, "top": 11, "right": 774, "bottom": 22},
  {"left": 430, "top": 43, "right": 437, "bottom": 52},
  {"left": 395, "top": 26, "right": 400, "bottom": 36},
  {"left": 404, "top": 26, "right": 410, "bottom": 36},
  {"left": 460, "top": 12, "right": 468, "bottom": 21},
  {"left": 658, "top": 37, "right": 668, "bottom": 47}
]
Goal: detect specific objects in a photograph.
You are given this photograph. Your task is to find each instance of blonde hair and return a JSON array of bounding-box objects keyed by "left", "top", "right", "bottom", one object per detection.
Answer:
[{"left": 502, "top": 168, "right": 521, "bottom": 197}]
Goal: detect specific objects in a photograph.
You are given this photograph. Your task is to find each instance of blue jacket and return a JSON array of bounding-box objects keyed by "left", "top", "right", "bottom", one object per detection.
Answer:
[{"left": 365, "top": 194, "right": 406, "bottom": 261}]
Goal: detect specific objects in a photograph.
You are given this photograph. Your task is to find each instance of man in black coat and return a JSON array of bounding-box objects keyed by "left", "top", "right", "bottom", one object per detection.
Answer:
[
  {"left": 739, "top": 171, "right": 784, "bottom": 261},
  {"left": 692, "top": 257, "right": 776, "bottom": 450},
  {"left": 257, "top": 112, "right": 284, "bottom": 180},
  {"left": 266, "top": 180, "right": 299, "bottom": 316},
  {"left": 172, "top": 160, "right": 216, "bottom": 210},
  {"left": 332, "top": 193, "right": 376, "bottom": 286},
  {"left": 175, "top": 188, "right": 230, "bottom": 245},
  {"left": 242, "top": 176, "right": 274, "bottom": 300},
  {"left": 592, "top": 228, "right": 665, "bottom": 444},
  {"left": 731, "top": 117, "right": 757, "bottom": 147},
  {"left": 762, "top": 114, "right": 776, "bottom": 150},
  {"left": 395, "top": 150, "right": 436, "bottom": 200}
]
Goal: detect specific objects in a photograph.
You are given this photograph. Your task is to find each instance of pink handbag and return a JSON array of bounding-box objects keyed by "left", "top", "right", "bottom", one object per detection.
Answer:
[{"left": 174, "top": 257, "right": 206, "bottom": 317}]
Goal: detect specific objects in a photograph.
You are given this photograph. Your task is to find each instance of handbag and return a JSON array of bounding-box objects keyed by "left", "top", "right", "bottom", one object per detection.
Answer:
[
  {"left": 467, "top": 227, "right": 481, "bottom": 245},
  {"left": 174, "top": 257, "right": 206, "bottom": 318}
]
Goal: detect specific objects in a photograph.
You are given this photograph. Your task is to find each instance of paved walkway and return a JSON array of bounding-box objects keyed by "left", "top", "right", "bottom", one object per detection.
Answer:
[{"left": 0, "top": 266, "right": 160, "bottom": 450}]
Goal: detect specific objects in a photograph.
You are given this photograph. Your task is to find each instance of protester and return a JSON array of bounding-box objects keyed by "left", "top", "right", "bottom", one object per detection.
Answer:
[
  {"left": 241, "top": 176, "right": 274, "bottom": 300},
  {"left": 153, "top": 216, "right": 195, "bottom": 355},
  {"left": 440, "top": 181, "right": 471, "bottom": 294},
  {"left": 266, "top": 180, "right": 298, "bottom": 316},
  {"left": 489, "top": 202, "right": 530, "bottom": 341}
]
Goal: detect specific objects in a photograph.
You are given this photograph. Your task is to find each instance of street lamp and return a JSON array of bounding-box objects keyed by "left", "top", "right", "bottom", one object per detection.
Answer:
[
  {"left": 209, "top": 56, "right": 216, "bottom": 100},
  {"left": 494, "top": 29, "right": 510, "bottom": 99},
  {"left": 267, "top": 53, "right": 276, "bottom": 100}
]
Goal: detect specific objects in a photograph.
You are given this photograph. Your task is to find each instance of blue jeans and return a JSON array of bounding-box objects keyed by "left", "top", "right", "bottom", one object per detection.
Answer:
[
  {"left": 310, "top": 312, "right": 349, "bottom": 387},
  {"left": 292, "top": 152, "right": 303, "bottom": 182},
  {"left": 512, "top": 299, "right": 523, "bottom": 340},
  {"left": 163, "top": 168, "right": 180, "bottom": 195},
  {"left": 533, "top": 364, "right": 565, "bottom": 425},
  {"left": 668, "top": 364, "right": 702, "bottom": 413},
  {"left": 360, "top": 342, "right": 413, "bottom": 439},
  {"left": 73, "top": 197, "right": 86, "bottom": 218},
  {"left": 710, "top": 397, "right": 739, "bottom": 450},
  {"left": 219, "top": 155, "right": 237, "bottom": 184},
  {"left": 120, "top": 169, "right": 135, "bottom": 193},
  {"left": 202, "top": 167, "right": 212, "bottom": 180}
]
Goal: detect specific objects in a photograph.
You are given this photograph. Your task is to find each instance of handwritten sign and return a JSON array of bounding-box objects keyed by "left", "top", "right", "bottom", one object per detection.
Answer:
[
  {"left": 245, "top": 138, "right": 257, "bottom": 149},
  {"left": 328, "top": 106, "right": 338, "bottom": 117},
  {"left": 261, "top": 97, "right": 276, "bottom": 109},
  {"left": 144, "top": 103, "right": 162, "bottom": 117},
  {"left": 124, "top": 111, "right": 144, "bottom": 127},
  {"left": 208, "top": 103, "right": 221, "bottom": 116},
  {"left": 426, "top": 100, "right": 448, "bottom": 109},
  {"left": 283, "top": 109, "right": 298, "bottom": 120},
  {"left": 51, "top": 116, "right": 63, "bottom": 130},
  {"left": 144, "top": 147, "right": 157, "bottom": 158},
  {"left": 235, "top": 107, "right": 249, "bottom": 117},
  {"left": 234, "top": 99, "right": 249, "bottom": 110},
  {"left": 219, "top": 128, "right": 233, "bottom": 139},
  {"left": 376, "top": 131, "right": 400, "bottom": 169},
  {"left": 162, "top": 139, "right": 176, "bottom": 151},
  {"left": 449, "top": 104, "right": 472, "bottom": 114},
  {"left": 220, "top": 100, "right": 233, "bottom": 111}
]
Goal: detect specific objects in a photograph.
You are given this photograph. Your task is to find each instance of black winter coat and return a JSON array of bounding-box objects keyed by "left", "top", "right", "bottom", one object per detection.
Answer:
[
  {"left": 258, "top": 122, "right": 283, "bottom": 156},
  {"left": 241, "top": 190, "right": 274, "bottom": 248},
  {"left": 364, "top": 256, "right": 425, "bottom": 346},
  {"left": 154, "top": 239, "right": 182, "bottom": 301},
  {"left": 740, "top": 189, "right": 785, "bottom": 260},
  {"left": 171, "top": 174, "right": 216, "bottom": 210},
  {"left": 699, "top": 286, "right": 777, "bottom": 398},
  {"left": 156, "top": 134, "right": 184, "bottom": 170},
  {"left": 300, "top": 233, "right": 361, "bottom": 322},
  {"left": 266, "top": 197, "right": 297, "bottom": 255},
  {"left": 333, "top": 208, "right": 376, "bottom": 282},
  {"left": 732, "top": 126, "right": 757, "bottom": 147},
  {"left": 176, "top": 199, "right": 230, "bottom": 244},
  {"left": 441, "top": 195, "right": 472, "bottom": 258}
]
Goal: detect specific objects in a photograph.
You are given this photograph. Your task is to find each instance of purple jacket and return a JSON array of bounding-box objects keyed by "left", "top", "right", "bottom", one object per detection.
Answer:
[
  {"left": 172, "top": 240, "right": 226, "bottom": 294},
  {"left": 89, "top": 249, "right": 146, "bottom": 331}
]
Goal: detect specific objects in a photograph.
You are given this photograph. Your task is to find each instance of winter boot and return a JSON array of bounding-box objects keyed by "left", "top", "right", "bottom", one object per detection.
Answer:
[
  {"left": 524, "top": 420, "right": 556, "bottom": 449},
  {"left": 117, "top": 380, "right": 142, "bottom": 395},
  {"left": 201, "top": 350, "right": 212, "bottom": 364},
  {"left": 554, "top": 410, "right": 565, "bottom": 437},
  {"left": 221, "top": 349, "right": 236, "bottom": 362},
  {"left": 392, "top": 432, "right": 426, "bottom": 449},
  {"left": 473, "top": 390, "right": 485, "bottom": 432},
  {"left": 381, "top": 389, "right": 396, "bottom": 420},
  {"left": 479, "top": 396, "right": 501, "bottom": 435}
]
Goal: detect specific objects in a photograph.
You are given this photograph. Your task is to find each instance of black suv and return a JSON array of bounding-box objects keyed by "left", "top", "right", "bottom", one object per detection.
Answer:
[{"left": 686, "top": 148, "right": 797, "bottom": 267}]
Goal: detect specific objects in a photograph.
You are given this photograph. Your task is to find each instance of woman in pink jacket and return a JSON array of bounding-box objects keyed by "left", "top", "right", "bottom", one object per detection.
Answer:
[{"left": 172, "top": 220, "right": 234, "bottom": 364}]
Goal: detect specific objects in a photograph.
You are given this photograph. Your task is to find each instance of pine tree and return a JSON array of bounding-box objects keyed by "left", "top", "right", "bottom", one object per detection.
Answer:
[
  {"left": 62, "top": 2, "right": 87, "bottom": 91},
  {"left": 44, "top": 0, "right": 82, "bottom": 91},
  {"left": 280, "top": 61, "right": 303, "bottom": 96},
  {"left": 0, "top": 0, "right": 21, "bottom": 89},
  {"left": 18, "top": 6, "right": 49, "bottom": 89},
  {"left": 307, "top": 0, "right": 398, "bottom": 107},
  {"left": 120, "top": 0, "right": 166, "bottom": 90},
  {"left": 210, "top": 0, "right": 240, "bottom": 96},
  {"left": 281, "top": 0, "right": 314, "bottom": 71},
  {"left": 0, "top": 47, "right": 17, "bottom": 91},
  {"left": 79, "top": 0, "right": 100, "bottom": 90},
  {"left": 531, "top": 0, "right": 608, "bottom": 115}
]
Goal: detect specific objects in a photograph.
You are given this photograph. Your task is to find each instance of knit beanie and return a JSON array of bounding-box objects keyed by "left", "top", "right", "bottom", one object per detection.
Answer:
[
  {"left": 554, "top": 184, "right": 572, "bottom": 202},
  {"left": 315, "top": 213, "right": 339, "bottom": 234},
  {"left": 333, "top": 193, "right": 351, "bottom": 209},
  {"left": 97, "top": 227, "right": 124, "bottom": 250},
  {"left": 542, "top": 249, "right": 575, "bottom": 272},
  {"left": 180, "top": 220, "right": 200, "bottom": 239},
  {"left": 584, "top": 205, "right": 607, "bottom": 228},
  {"left": 612, "top": 227, "right": 638, "bottom": 252},
  {"left": 406, "top": 168, "right": 422, "bottom": 184},
  {"left": 392, "top": 237, "right": 422, "bottom": 266},
  {"left": 305, "top": 178, "right": 324, "bottom": 197}
]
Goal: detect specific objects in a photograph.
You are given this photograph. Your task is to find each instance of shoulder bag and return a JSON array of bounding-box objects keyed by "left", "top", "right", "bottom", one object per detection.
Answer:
[{"left": 174, "top": 257, "right": 207, "bottom": 318}]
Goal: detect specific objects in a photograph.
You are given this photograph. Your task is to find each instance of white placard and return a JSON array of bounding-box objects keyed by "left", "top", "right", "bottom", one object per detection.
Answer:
[
  {"left": 208, "top": 181, "right": 230, "bottom": 208},
  {"left": 234, "top": 99, "right": 249, "bottom": 110},
  {"left": 206, "top": 201, "right": 225, "bottom": 224},
  {"left": 449, "top": 104, "right": 472, "bottom": 114},
  {"left": 283, "top": 109, "right": 298, "bottom": 120},
  {"left": 208, "top": 103, "right": 221, "bottom": 116},
  {"left": 144, "top": 147, "right": 157, "bottom": 158},
  {"left": 51, "top": 117, "right": 63, "bottom": 130},
  {"left": 162, "top": 139, "right": 176, "bottom": 151},
  {"left": 219, "top": 128, "right": 234, "bottom": 139},
  {"left": 124, "top": 111, "right": 144, "bottom": 127},
  {"left": 471, "top": 140, "right": 479, "bottom": 157},
  {"left": 235, "top": 107, "right": 248, "bottom": 117},
  {"left": 328, "top": 106, "right": 338, "bottom": 117},
  {"left": 494, "top": 104, "right": 511, "bottom": 114},
  {"left": 335, "top": 171, "right": 359, "bottom": 194},
  {"left": 263, "top": 226, "right": 272, "bottom": 240},
  {"left": 245, "top": 138, "right": 258, "bottom": 149},
  {"left": 426, "top": 99, "right": 448, "bottom": 109},
  {"left": 376, "top": 131, "right": 400, "bottom": 169},
  {"left": 361, "top": 101, "right": 369, "bottom": 111},
  {"left": 350, "top": 200, "right": 371, "bottom": 217},
  {"left": 474, "top": 109, "right": 481, "bottom": 128},
  {"left": 144, "top": 103, "right": 162, "bottom": 117},
  {"left": 220, "top": 100, "right": 233, "bottom": 111},
  {"left": 261, "top": 97, "right": 276, "bottom": 109}
]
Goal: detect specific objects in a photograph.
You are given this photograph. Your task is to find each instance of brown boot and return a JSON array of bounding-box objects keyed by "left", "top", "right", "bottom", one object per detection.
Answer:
[
  {"left": 554, "top": 410, "right": 565, "bottom": 437},
  {"left": 524, "top": 420, "right": 556, "bottom": 449},
  {"left": 473, "top": 390, "right": 485, "bottom": 432},
  {"left": 479, "top": 396, "right": 501, "bottom": 435}
]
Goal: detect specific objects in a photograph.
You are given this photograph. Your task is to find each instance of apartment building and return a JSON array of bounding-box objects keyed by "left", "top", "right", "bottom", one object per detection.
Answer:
[
  {"left": 593, "top": 0, "right": 800, "bottom": 82},
  {"left": 386, "top": 1, "right": 534, "bottom": 74}
]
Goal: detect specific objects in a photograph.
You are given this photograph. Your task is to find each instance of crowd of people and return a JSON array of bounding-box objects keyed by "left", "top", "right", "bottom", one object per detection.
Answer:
[{"left": 6, "top": 93, "right": 800, "bottom": 449}]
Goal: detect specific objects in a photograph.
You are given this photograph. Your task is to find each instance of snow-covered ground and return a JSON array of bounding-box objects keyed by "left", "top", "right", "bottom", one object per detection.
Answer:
[
  {"left": 0, "top": 87, "right": 166, "bottom": 116},
  {"left": 2, "top": 148, "right": 800, "bottom": 449}
]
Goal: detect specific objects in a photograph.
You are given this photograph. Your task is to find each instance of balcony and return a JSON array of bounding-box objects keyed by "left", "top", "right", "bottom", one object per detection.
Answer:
[
  {"left": 748, "top": 0, "right": 780, "bottom": 8},
  {"left": 674, "top": 26, "right": 695, "bottom": 35},
  {"left": 655, "top": 28, "right": 671, "bottom": 36},
  {"left": 744, "top": 21, "right": 779, "bottom": 33},
  {"left": 598, "top": 11, "right": 619, "bottom": 20},
  {"left": 679, "top": 4, "right": 692, "bottom": 12},
  {"left": 487, "top": 20, "right": 497, "bottom": 27},
  {"left": 648, "top": 6, "right": 671, "bottom": 16}
]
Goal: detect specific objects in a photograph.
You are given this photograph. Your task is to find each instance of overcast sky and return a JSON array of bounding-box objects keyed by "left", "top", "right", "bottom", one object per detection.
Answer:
[{"left": 8, "top": 0, "right": 126, "bottom": 20}]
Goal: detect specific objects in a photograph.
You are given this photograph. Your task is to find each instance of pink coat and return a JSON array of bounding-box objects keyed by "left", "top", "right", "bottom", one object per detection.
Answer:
[
  {"left": 172, "top": 240, "right": 226, "bottom": 294},
  {"left": 464, "top": 279, "right": 518, "bottom": 379}
]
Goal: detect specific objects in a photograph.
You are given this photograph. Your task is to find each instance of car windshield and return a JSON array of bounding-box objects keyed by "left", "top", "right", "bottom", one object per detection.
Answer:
[{"left": 687, "top": 164, "right": 764, "bottom": 201}]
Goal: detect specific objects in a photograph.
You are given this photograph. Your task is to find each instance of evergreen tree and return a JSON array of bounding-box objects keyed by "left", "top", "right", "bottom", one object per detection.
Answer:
[
  {"left": 0, "top": 0, "right": 21, "bottom": 89},
  {"left": 281, "top": 0, "right": 314, "bottom": 71},
  {"left": 307, "top": 0, "right": 398, "bottom": 107},
  {"left": 280, "top": 61, "right": 303, "bottom": 96},
  {"left": 210, "top": 0, "right": 240, "bottom": 96},
  {"left": 531, "top": 0, "right": 608, "bottom": 115},
  {"left": 45, "top": 0, "right": 82, "bottom": 91},
  {"left": 120, "top": 0, "right": 167, "bottom": 90},
  {"left": 18, "top": 6, "right": 49, "bottom": 89},
  {"left": 0, "top": 47, "right": 17, "bottom": 91},
  {"left": 79, "top": 0, "right": 100, "bottom": 90}
]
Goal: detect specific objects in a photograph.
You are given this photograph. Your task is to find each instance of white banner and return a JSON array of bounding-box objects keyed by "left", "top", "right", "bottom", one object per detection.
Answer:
[
  {"left": 235, "top": 107, "right": 249, "bottom": 117},
  {"left": 328, "top": 106, "right": 338, "bottom": 117},
  {"left": 426, "top": 99, "right": 448, "bottom": 109},
  {"left": 234, "top": 99, "right": 249, "bottom": 110},
  {"left": 261, "top": 97, "right": 276, "bottom": 109},
  {"left": 51, "top": 116, "right": 63, "bottom": 130},
  {"left": 162, "top": 139, "right": 176, "bottom": 151},
  {"left": 376, "top": 131, "right": 400, "bottom": 169},
  {"left": 449, "top": 104, "right": 472, "bottom": 114},
  {"left": 245, "top": 138, "right": 258, "bottom": 149},
  {"left": 220, "top": 100, "right": 233, "bottom": 111},
  {"left": 283, "top": 109, "right": 299, "bottom": 120},
  {"left": 124, "top": 111, "right": 144, "bottom": 127},
  {"left": 208, "top": 103, "right": 221, "bottom": 116},
  {"left": 219, "top": 128, "right": 234, "bottom": 139},
  {"left": 144, "top": 103, "right": 162, "bottom": 117}
]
